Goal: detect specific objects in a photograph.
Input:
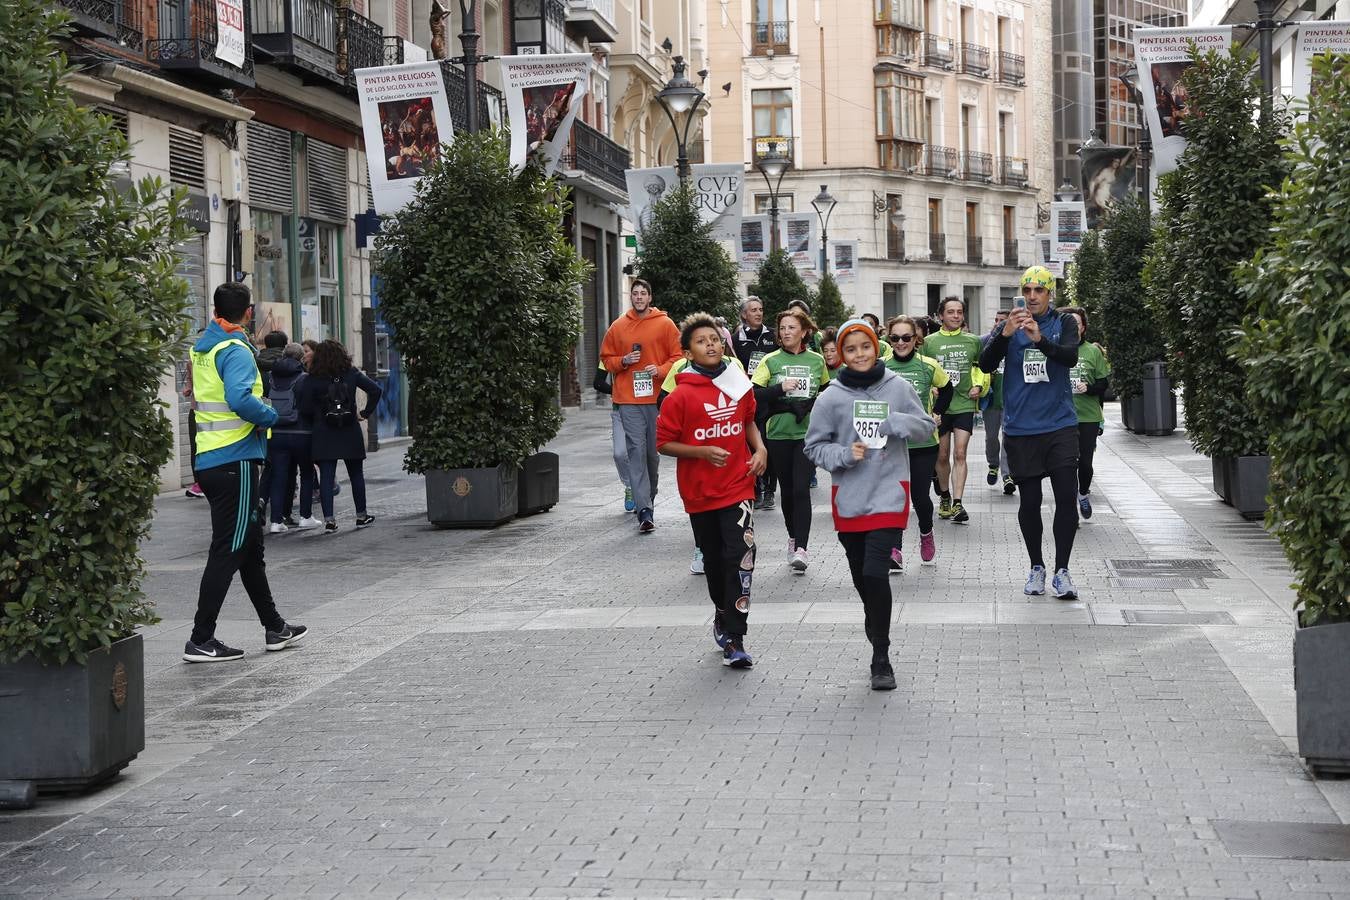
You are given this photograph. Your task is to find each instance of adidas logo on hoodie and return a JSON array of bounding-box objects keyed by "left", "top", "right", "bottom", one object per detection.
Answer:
[{"left": 694, "top": 393, "right": 743, "bottom": 440}]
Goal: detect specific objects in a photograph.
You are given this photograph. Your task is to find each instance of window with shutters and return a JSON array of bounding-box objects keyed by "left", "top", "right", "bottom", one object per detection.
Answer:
[
  {"left": 169, "top": 126, "right": 206, "bottom": 190},
  {"left": 246, "top": 121, "right": 295, "bottom": 213},
  {"left": 305, "top": 138, "right": 348, "bottom": 222}
]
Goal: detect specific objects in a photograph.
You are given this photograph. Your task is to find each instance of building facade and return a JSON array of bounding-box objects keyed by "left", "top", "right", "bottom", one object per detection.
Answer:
[{"left": 705, "top": 0, "right": 1053, "bottom": 332}]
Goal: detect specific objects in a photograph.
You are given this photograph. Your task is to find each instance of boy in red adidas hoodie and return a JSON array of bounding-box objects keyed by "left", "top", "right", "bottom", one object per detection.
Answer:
[{"left": 657, "top": 313, "right": 768, "bottom": 668}]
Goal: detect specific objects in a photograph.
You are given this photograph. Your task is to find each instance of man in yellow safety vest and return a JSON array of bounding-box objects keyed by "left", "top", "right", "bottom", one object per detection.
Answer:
[{"left": 183, "top": 283, "right": 308, "bottom": 663}]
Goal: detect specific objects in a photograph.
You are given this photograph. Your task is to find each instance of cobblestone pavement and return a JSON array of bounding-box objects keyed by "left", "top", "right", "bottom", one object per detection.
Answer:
[{"left": 4, "top": 405, "right": 1350, "bottom": 899}]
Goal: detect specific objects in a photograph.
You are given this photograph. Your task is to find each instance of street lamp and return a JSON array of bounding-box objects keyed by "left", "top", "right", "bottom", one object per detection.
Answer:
[
  {"left": 655, "top": 55, "right": 705, "bottom": 182},
  {"left": 810, "top": 184, "right": 836, "bottom": 274},
  {"left": 453, "top": 0, "right": 488, "bottom": 133},
  {"left": 1119, "top": 64, "right": 1152, "bottom": 199},
  {"left": 756, "top": 140, "right": 789, "bottom": 253},
  {"left": 1055, "top": 179, "right": 1081, "bottom": 202}
]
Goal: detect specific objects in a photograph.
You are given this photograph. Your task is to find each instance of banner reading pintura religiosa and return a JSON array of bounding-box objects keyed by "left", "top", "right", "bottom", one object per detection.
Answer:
[
  {"left": 500, "top": 54, "right": 592, "bottom": 176},
  {"left": 355, "top": 62, "right": 455, "bottom": 215}
]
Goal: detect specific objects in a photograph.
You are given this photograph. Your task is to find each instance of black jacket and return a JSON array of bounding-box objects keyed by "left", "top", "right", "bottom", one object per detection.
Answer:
[
  {"left": 297, "top": 367, "right": 382, "bottom": 461},
  {"left": 731, "top": 324, "right": 777, "bottom": 374}
]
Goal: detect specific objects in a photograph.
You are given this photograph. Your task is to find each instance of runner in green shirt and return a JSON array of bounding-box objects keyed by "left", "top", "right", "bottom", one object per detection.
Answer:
[
  {"left": 1062, "top": 307, "right": 1111, "bottom": 520},
  {"left": 751, "top": 309, "right": 830, "bottom": 572},
  {"left": 922, "top": 297, "right": 990, "bottom": 524}
]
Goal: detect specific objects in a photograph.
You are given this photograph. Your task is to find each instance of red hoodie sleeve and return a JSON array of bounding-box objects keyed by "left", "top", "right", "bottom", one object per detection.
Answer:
[{"left": 655, "top": 385, "right": 686, "bottom": 448}]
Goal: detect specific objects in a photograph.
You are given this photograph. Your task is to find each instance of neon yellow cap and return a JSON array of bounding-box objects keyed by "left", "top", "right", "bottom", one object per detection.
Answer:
[{"left": 1020, "top": 265, "right": 1055, "bottom": 290}]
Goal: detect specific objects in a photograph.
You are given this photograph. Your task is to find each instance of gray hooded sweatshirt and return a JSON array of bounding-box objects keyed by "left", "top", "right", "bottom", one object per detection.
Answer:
[{"left": 803, "top": 365, "right": 936, "bottom": 531}]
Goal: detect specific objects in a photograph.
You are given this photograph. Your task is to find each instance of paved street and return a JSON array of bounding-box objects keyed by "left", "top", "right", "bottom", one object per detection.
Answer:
[{"left": 4, "top": 404, "right": 1350, "bottom": 899}]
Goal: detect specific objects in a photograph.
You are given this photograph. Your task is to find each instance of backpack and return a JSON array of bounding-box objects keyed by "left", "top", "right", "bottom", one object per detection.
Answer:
[
  {"left": 269, "top": 374, "right": 302, "bottom": 427},
  {"left": 322, "top": 376, "right": 356, "bottom": 428}
]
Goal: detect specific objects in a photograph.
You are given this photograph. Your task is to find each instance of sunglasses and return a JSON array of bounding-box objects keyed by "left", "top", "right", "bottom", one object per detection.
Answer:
[{"left": 887, "top": 333, "right": 916, "bottom": 343}]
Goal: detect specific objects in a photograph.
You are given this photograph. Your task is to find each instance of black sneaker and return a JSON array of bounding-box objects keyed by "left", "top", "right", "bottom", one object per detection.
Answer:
[
  {"left": 951, "top": 501, "right": 970, "bottom": 524},
  {"left": 355, "top": 514, "right": 375, "bottom": 528},
  {"left": 637, "top": 508, "right": 655, "bottom": 534},
  {"left": 324, "top": 520, "right": 338, "bottom": 534},
  {"left": 183, "top": 637, "right": 244, "bottom": 663},
  {"left": 1002, "top": 475, "right": 1016, "bottom": 495},
  {"left": 986, "top": 466, "right": 998, "bottom": 486},
  {"left": 265, "top": 623, "right": 308, "bottom": 651},
  {"left": 870, "top": 661, "right": 896, "bottom": 691},
  {"left": 282, "top": 516, "right": 299, "bottom": 528},
  {"left": 762, "top": 493, "right": 776, "bottom": 511}
]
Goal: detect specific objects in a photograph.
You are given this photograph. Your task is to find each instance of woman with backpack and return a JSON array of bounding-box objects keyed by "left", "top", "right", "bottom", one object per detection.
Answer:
[
  {"left": 297, "top": 339, "right": 382, "bottom": 533},
  {"left": 265, "top": 344, "right": 319, "bottom": 534}
]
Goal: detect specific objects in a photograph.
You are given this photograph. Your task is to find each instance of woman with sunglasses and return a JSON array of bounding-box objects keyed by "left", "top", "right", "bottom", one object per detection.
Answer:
[{"left": 884, "top": 316, "right": 954, "bottom": 569}]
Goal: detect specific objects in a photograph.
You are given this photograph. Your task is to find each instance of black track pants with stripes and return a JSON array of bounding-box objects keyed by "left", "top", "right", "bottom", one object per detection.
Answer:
[{"left": 191, "top": 460, "right": 286, "bottom": 645}]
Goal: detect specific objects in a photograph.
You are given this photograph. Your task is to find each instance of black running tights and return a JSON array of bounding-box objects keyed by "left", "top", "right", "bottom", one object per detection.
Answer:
[
  {"left": 1077, "top": 422, "right": 1100, "bottom": 494},
  {"left": 838, "top": 528, "right": 901, "bottom": 658},
  {"left": 1017, "top": 465, "right": 1079, "bottom": 571},
  {"left": 766, "top": 438, "right": 813, "bottom": 550},
  {"left": 907, "top": 445, "right": 939, "bottom": 535}
]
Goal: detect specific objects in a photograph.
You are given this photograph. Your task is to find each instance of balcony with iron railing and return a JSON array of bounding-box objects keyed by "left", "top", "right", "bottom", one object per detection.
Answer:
[
  {"left": 382, "top": 34, "right": 404, "bottom": 65},
  {"left": 961, "top": 150, "right": 994, "bottom": 182},
  {"left": 750, "top": 136, "right": 795, "bottom": 169},
  {"left": 251, "top": 0, "right": 342, "bottom": 87},
  {"left": 559, "top": 120, "right": 630, "bottom": 195},
  {"left": 923, "top": 34, "right": 955, "bottom": 69},
  {"left": 751, "top": 19, "right": 791, "bottom": 55},
  {"left": 337, "top": 5, "right": 383, "bottom": 86},
  {"left": 959, "top": 42, "right": 990, "bottom": 77},
  {"left": 921, "top": 145, "right": 957, "bottom": 177},
  {"left": 440, "top": 61, "right": 506, "bottom": 132},
  {"left": 967, "top": 234, "right": 984, "bottom": 265},
  {"left": 930, "top": 232, "right": 947, "bottom": 262},
  {"left": 1003, "top": 239, "right": 1020, "bottom": 267},
  {"left": 59, "top": 0, "right": 144, "bottom": 48},
  {"left": 565, "top": 0, "right": 618, "bottom": 43},
  {"left": 998, "top": 51, "right": 1025, "bottom": 85},
  {"left": 998, "top": 156, "right": 1029, "bottom": 187},
  {"left": 149, "top": 0, "right": 255, "bottom": 87}
]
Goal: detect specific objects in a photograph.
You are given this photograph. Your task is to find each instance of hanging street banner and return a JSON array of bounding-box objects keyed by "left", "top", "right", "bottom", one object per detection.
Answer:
[
  {"left": 214, "top": 0, "right": 246, "bottom": 67},
  {"left": 1079, "top": 146, "right": 1137, "bottom": 230},
  {"left": 500, "top": 54, "right": 591, "bottom": 176},
  {"left": 1133, "top": 26, "right": 1233, "bottom": 177},
  {"left": 1050, "top": 201, "right": 1086, "bottom": 262},
  {"left": 1292, "top": 22, "right": 1350, "bottom": 106},
  {"left": 355, "top": 62, "right": 455, "bottom": 215},
  {"left": 780, "top": 212, "right": 817, "bottom": 271},
  {"left": 829, "top": 240, "right": 859, "bottom": 281},
  {"left": 738, "top": 215, "right": 769, "bottom": 271},
  {"left": 1035, "top": 233, "right": 1066, "bottom": 279},
  {"left": 624, "top": 164, "right": 744, "bottom": 242}
]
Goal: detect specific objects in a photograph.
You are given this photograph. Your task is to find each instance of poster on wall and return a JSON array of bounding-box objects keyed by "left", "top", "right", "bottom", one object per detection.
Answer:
[
  {"left": 780, "top": 213, "right": 817, "bottom": 271},
  {"left": 1079, "top": 146, "right": 1137, "bottom": 229},
  {"left": 624, "top": 164, "right": 743, "bottom": 242},
  {"left": 738, "top": 216, "right": 768, "bottom": 271},
  {"left": 829, "top": 241, "right": 859, "bottom": 281},
  {"left": 1050, "top": 201, "right": 1086, "bottom": 262},
  {"left": 500, "top": 54, "right": 592, "bottom": 175},
  {"left": 1292, "top": 22, "right": 1350, "bottom": 106},
  {"left": 1133, "top": 26, "right": 1233, "bottom": 177},
  {"left": 354, "top": 62, "right": 455, "bottom": 215},
  {"left": 1036, "top": 233, "right": 1066, "bottom": 279},
  {"left": 214, "top": 0, "right": 246, "bottom": 67}
]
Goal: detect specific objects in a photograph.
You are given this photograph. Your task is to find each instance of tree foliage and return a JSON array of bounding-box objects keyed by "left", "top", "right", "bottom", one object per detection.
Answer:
[
  {"left": 375, "top": 130, "right": 588, "bottom": 472},
  {"left": 748, "top": 249, "right": 811, "bottom": 325},
  {"left": 1097, "top": 195, "right": 1159, "bottom": 401},
  {"left": 1140, "top": 47, "right": 1288, "bottom": 457},
  {"left": 1065, "top": 228, "right": 1106, "bottom": 324},
  {"left": 810, "top": 272, "right": 854, "bottom": 330},
  {"left": 1, "top": 1, "right": 190, "bottom": 664},
  {"left": 1235, "top": 54, "right": 1350, "bottom": 626},
  {"left": 633, "top": 182, "right": 739, "bottom": 324}
]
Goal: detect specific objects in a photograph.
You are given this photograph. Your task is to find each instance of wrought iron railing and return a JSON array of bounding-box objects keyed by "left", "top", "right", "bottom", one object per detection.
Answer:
[
  {"left": 929, "top": 232, "right": 947, "bottom": 262},
  {"left": 921, "top": 145, "right": 957, "bottom": 177},
  {"left": 750, "top": 136, "right": 795, "bottom": 167},
  {"left": 751, "top": 19, "right": 790, "bottom": 55},
  {"left": 1004, "top": 239, "right": 1020, "bottom": 267},
  {"left": 923, "top": 34, "right": 954, "bottom": 69},
  {"left": 998, "top": 51, "right": 1025, "bottom": 85},
  {"left": 961, "top": 150, "right": 994, "bottom": 181},
  {"left": 252, "top": 0, "right": 336, "bottom": 53},
  {"left": 998, "top": 156, "right": 1028, "bottom": 187},
  {"left": 337, "top": 5, "right": 383, "bottom": 78},
  {"left": 441, "top": 61, "right": 505, "bottom": 132},
  {"left": 383, "top": 34, "right": 403, "bottom": 65},
  {"left": 960, "top": 42, "right": 990, "bottom": 76},
  {"left": 966, "top": 234, "right": 983, "bottom": 264},
  {"left": 149, "top": 0, "right": 255, "bottom": 82},
  {"left": 560, "top": 120, "right": 629, "bottom": 191}
]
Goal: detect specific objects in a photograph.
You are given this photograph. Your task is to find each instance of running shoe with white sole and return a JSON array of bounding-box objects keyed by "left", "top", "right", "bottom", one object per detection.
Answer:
[
  {"left": 889, "top": 547, "right": 903, "bottom": 574},
  {"left": 790, "top": 547, "right": 809, "bottom": 573},
  {"left": 1078, "top": 494, "right": 1092, "bottom": 519},
  {"left": 265, "top": 623, "right": 308, "bottom": 651},
  {"left": 624, "top": 486, "right": 635, "bottom": 512},
  {"left": 355, "top": 514, "right": 375, "bottom": 528},
  {"left": 690, "top": 548, "right": 704, "bottom": 575},
  {"left": 323, "top": 520, "right": 338, "bottom": 534},
  {"left": 713, "top": 617, "right": 730, "bottom": 650},
  {"left": 919, "top": 530, "right": 936, "bottom": 563},
  {"left": 723, "top": 639, "right": 753, "bottom": 668},
  {"left": 938, "top": 496, "right": 954, "bottom": 519},
  {"left": 182, "top": 637, "right": 244, "bottom": 663},
  {"left": 1024, "top": 565, "right": 1047, "bottom": 596},
  {"left": 1052, "top": 569, "right": 1078, "bottom": 600},
  {"left": 296, "top": 516, "right": 322, "bottom": 529},
  {"left": 951, "top": 501, "right": 970, "bottom": 524},
  {"left": 267, "top": 522, "right": 288, "bottom": 535},
  {"left": 1003, "top": 475, "right": 1016, "bottom": 495},
  {"left": 184, "top": 483, "right": 205, "bottom": 499}
]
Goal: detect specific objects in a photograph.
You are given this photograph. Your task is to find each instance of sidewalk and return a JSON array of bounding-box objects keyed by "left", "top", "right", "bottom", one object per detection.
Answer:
[{"left": 3, "top": 405, "right": 1349, "bottom": 899}]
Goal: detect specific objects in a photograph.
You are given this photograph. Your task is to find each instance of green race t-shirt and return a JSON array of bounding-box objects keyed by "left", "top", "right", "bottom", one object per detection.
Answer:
[
  {"left": 885, "top": 353, "right": 949, "bottom": 449},
  {"left": 750, "top": 347, "right": 830, "bottom": 441},
  {"left": 924, "top": 329, "right": 987, "bottom": 415},
  {"left": 1070, "top": 341, "right": 1111, "bottom": 423}
]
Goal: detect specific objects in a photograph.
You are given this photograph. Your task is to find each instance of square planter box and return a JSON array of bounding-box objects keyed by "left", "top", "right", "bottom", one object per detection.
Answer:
[
  {"left": 1121, "top": 364, "right": 1177, "bottom": 436},
  {"left": 426, "top": 464, "right": 518, "bottom": 528},
  {"left": 0, "top": 633, "right": 144, "bottom": 795},
  {"left": 1295, "top": 621, "right": 1350, "bottom": 777},
  {"left": 517, "top": 451, "right": 559, "bottom": 516},
  {"left": 1230, "top": 454, "right": 1270, "bottom": 521},
  {"left": 1212, "top": 455, "right": 1233, "bottom": 505}
]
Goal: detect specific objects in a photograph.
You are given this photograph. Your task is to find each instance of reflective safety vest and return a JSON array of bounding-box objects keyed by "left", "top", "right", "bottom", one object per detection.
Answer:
[{"left": 190, "top": 337, "right": 264, "bottom": 455}]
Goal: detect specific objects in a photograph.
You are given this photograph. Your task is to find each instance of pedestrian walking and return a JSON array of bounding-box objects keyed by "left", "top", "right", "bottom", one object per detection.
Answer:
[
  {"left": 599, "top": 278, "right": 683, "bottom": 534},
  {"left": 1062, "top": 307, "right": 1111, "bottom": 520},
  {"left": 804, "top": 319, "right": 935, "bottom": 690},
  {"left": 297, "top": 339, "right": 382, "bottom": 534},
  {"left": 181, "top": 350, "right": 205, "bottom": 499},
  {"left": 656, "top": 313, "right": 767, "bottom": 668},
  {"left": 183, "top": 283, "right": 306, "bottom": 663},
  {"left": 751, "top": 308, "right": 830, "bottom": 573},
  {"left": 265, "top": 343, "right": 319, "bottom": 534},
  {"left": 978, "top": 266, "right": 1083, "bottom": 599}
]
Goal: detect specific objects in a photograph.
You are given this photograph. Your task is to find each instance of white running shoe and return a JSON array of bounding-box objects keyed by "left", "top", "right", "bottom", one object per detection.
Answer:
[
  {"left": 790, "top": 547, "right": 809, "bottom": 573},
  {"left": 295, "top": 516, "right": 322, "bottom": 529},
  {"left": 266, "top": 522, "right": 287, "bottom": 535},
  {"left": 690, "top": 548, "right": 705, "bottom": 575}
]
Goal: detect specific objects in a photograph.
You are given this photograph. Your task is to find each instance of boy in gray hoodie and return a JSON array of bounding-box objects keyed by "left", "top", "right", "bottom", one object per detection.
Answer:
[{"left": 804, "top": 319, "right": 936, "bottom": 690}]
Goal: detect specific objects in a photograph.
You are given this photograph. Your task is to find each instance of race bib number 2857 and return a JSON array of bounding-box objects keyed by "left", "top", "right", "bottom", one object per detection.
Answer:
[{"left": 853, "top": 400, "right": 889, "bottom": 449}]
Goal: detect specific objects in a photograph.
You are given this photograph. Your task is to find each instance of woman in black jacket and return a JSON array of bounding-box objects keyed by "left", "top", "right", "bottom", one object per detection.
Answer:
[{"left": 297, "top": 339, "right": 383, "bottom": 533}]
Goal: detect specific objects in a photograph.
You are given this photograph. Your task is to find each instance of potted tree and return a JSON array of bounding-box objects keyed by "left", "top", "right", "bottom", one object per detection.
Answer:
[
  {"left": 748, "top": 248, "right": 813, "bottom": 326},
  {"left": 375, "top": 130, "right": 586, "bottom": 527},
  {"left": 0, "top": 1, "right": 189, "bottom": 807},
  {"left": 1098, "top": 196, "right": 1174, "bottom": 435},
  {"left": 1237, "top": 53, "right": 1350, "bottom": 776},
  {"left": 1142, "top": 47, "right": 1287, "bottom": 515},
  {"left": 809, "top": 271, "right": 855, "bottom": 330},
  {"left": 633, "top": 182, "right": 740, "bottom": 325}
]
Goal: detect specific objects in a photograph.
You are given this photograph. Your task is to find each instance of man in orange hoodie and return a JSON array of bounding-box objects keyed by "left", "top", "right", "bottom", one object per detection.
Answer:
[{"left": 600, "top": 279, "right": 683, "bottom": 533}]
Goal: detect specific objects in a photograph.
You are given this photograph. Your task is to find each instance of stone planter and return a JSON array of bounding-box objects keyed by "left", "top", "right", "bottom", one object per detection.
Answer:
[
  {"left": 1120, "top": 362, "right": 1177, "bottom": 436},
  {"left": 426, "top": 464, "right": 518, "bottom": 528},
  {"left": 1230, "top": 454, "right": 1270, "bottom": 521},
  {"left": 1295, "top": 621, "right": 1350, "bottom": 777},
  {"left": 0, "top": 633, "right": 145, "bottom": 806},
  {"left": 517, "top": 451, "right": 559, "bottom": 517}
]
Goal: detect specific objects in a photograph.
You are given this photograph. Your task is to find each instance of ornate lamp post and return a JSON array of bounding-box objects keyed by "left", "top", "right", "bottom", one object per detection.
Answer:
[
  {"left": 756, "top": 140, "right": 789, "bottom": 253},
  {"left": 810, "top": 185, "right": 837, "bottom": 274},
  {"left": 655, "top": 55, "right": 705, "bottom": 182},
  {"left": 1118, "top": 64, "right": 1152, "bottom": 198}
]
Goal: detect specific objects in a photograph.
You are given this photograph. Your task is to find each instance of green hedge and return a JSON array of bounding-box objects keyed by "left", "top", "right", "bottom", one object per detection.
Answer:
[
  {"left": 633, "top": 182, "right": 739, "bottom": 324},
  {"left": 1236, "top": 54, "right": 1350, "bottom": 626},
  {"left": 0, "top": 1, "right": 190, "bottom": 664},
  {"left": 749, "top": 249, "right": 812, "bottom": 326},
  {"left": 1066, "top": 228, "right": 1105, "bottom": 323},
  {"left": 1097, "top": 196, "right": 1158, "bottom": 401}
]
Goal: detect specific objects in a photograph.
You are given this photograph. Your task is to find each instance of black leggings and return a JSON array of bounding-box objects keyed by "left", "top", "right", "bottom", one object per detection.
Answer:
[
  {"left": 689, "top": 503, "right": 756, "bottom": 637},
  {"left": 1077, "top": 422, "right": 1100, "bottom": 494},
  {"left": 766, "top": 438, "right": 813, "bottom": 550},
  {"left": 907, "top": 445, "right": 939, "bottom": 535},
  {"left": 1017, "top": 466, "right": 1079, "bottom": 571},
  {"left": 839, "top": 529, "right": 901, "bottom": 658}
]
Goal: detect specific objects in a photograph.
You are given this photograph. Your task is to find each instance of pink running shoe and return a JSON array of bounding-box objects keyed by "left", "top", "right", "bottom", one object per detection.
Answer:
[
  {"left": 919, "top": 530, "right": 936, "bottom": 563},
  {"left": 185, "top": 483, "right": 204, "bottom": 498},
  {"left": 889, "top": 547, "right": 903, "bottom": 573}
]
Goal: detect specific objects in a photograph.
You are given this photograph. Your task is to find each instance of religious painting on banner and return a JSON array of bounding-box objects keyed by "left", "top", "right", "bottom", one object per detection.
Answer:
[
  {"left": 500, "top": 54, "right": 592, "bottom": 175},
  {"left": 355, "top": 62, "right": 455, "bottom": 215},
  {"left": 1133, "top": 27, "right": 1233, "bottom": 177},
  {"left": 1079, "top": 146, "right": 1137, "bottom": 229},
  {"left": 624, "top": 164, "right": 743, "bottom": 242},
  {"left": 1292, "top": 22, "right": 1350, "bottom": 110}
]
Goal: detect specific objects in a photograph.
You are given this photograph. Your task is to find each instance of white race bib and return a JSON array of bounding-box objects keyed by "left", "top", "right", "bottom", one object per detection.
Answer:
[
  {"left": 853, "top": 400, "right": 889, "bottom": 449},
  {"left": 1022, "top": 349, "right": 1048, "bottom": 384},
  {"left": 782, "top": 364, "right": 813, "bottom": 399},
  {"left": 632, "top": 370, "right": 654, "bottom": 398},
  {"left": 944, "top": 366, "right": 961, "bottom": 387},
  {"left": 747, "top": 351, "right": 766, "bottom": 375}
]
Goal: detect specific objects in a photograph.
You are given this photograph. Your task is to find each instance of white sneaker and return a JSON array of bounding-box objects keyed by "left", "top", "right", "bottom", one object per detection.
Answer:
[
  {"left": 295, "top": 516, "right": 322, "bottom": 529},
  {"left": 790, "top": 547, "right": 809, "bottom": 573},
  {"left": 690, "top": 548, "right": 705, "bottom": 575},
  {"left": 267, "top": 522, "right": 287, "bottom": 535}
]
